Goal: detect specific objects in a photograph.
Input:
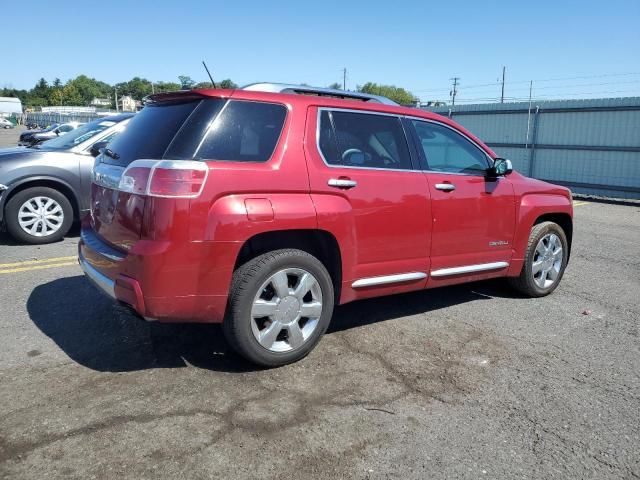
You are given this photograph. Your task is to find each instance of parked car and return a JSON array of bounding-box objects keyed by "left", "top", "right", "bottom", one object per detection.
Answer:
[
  {"left": 79, "top": 83, "right": 573, "bottom": 367},
  {"left": 19, "top": 123, "right": 59, "bottom": 145},
  {"left": 0, "top": 118, "right": 14, "bottom": 129},
  {"left": 18, "top": 122, "right": 82, "bottom": 146},
  {"left": 0, "top": 113, "right": 134, "bottom": 243}
]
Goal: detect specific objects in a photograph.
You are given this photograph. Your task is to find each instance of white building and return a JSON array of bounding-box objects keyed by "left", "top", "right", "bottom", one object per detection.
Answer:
[
  {"left": 0, "top": 97, "right": 22, "bottom": 116},
  {"left": 118, "top": 95, "right": 138, "bottom": 112},
  {"left": 90, "top": 97, "right": 111, "bottom": 107}
]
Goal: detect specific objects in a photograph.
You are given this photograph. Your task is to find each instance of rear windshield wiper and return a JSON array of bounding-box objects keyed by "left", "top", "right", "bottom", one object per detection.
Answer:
[{"left": 103, "top": 148, "right": 120, "bottom": 160}]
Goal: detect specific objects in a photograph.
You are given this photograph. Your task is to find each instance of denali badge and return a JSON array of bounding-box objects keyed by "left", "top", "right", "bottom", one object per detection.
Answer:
[{"left": 489, "top": 240, "right": 509, "bottom": 247}]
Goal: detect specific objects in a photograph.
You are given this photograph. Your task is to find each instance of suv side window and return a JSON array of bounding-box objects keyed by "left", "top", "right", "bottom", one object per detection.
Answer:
[
  {"left": 194, "top": 100, "right": 287, "bottom": 162},
  {"left": 319, "top": 110, "right": 412, "bottom": 170},
  {"left": 411, "top": 120, "right": 490, "bottom": 175}
]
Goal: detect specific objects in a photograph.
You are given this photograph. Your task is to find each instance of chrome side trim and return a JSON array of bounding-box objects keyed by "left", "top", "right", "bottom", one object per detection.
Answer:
[
  {"left": 79, "top": 251, "right": 116, "bottom": 299},
  {"left": 352, "top": 272, "right": 427, "bottom": 288},
  {"left": 430, "top": 261, "right": 509, "bottom": 277}
]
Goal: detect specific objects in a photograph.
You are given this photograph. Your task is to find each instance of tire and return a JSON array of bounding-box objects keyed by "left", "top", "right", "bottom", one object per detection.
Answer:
[
  {"left": 5, "top": 186, "right": 74, "bottom": 244},
  {"left": 223, "top": 248, "right": 335, "bottom": 367},
  {"left": 508, "top": 221, "right": 568, "bottom": 297}
]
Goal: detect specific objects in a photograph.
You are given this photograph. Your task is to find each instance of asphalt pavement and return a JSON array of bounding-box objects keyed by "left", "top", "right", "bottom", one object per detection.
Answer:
[{"left": 0, "top": 126, "right": 639, "bottom": 479}]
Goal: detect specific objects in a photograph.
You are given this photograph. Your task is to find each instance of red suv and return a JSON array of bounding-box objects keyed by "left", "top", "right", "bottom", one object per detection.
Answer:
[{"left": 79, "top": 83, "right": 573, "bottom": 366}]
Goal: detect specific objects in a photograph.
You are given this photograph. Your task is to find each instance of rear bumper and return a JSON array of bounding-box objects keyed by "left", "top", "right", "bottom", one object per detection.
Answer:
[
  {"left": 78, "top": 223, "right": 236, "bottom": 323},
  {"left": 78, "top": 250, "right": 116, "bottom": 299}
]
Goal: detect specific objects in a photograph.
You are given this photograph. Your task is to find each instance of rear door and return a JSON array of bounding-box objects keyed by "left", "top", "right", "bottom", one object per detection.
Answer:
[
  {"left": 408, "top": 119, "right": 515, "bottom": 282},
  {"left": 305, "top": 107, "right": 431, "bottom": 300}
]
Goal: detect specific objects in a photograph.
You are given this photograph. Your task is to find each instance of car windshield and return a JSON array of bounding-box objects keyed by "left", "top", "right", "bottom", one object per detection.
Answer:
[{"left": 38, "top": 119, "right": 118, "bottom": 150}]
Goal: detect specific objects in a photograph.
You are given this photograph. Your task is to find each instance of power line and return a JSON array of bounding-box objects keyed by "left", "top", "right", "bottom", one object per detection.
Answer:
[
  {"left": 450, "top": 77, "right": 459, "bottom": 106},
  {"left": 412, "top": 71, "right": 640, "bottom": 93}
]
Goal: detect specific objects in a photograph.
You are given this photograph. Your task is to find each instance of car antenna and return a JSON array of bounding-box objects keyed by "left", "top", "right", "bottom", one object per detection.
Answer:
[{"left": 202, "top": 61, "right": 217, "bottom": 88}]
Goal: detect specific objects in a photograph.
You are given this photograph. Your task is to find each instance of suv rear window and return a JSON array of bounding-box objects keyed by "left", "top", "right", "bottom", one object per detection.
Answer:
[
  {"left": 189, "top": 100, "right": 287, "bottom": 162},
  {"left": 104, "top": 98, "right": 287, "bottom": 166},
  {"left": 102, "top": 100, "right": 201, "bottom": 167}
]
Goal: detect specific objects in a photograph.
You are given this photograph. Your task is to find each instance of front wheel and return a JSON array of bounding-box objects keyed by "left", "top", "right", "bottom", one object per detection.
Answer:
[
  {"left": 5, "top": 187, "right": 74, "bottom": 244},
  {"left": 508, "top": 221, "right": 568, "bottom": 297},
  {"left": 223, "top": 249, "right": 335, "bottom": 367}
]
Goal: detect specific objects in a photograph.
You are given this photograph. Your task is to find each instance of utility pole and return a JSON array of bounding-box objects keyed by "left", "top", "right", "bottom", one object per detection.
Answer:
[
  {"left": 114, "top": 87, "right": 119, "bottom": 112},
  {"left": 450, "top": 77, "right": 459, "bottom": 106},
  {"left": 500, "top": 66, "right": 506, "bottom": 103},
  {"left": 151, "top": 82, "right": 155, "bottom": 95},
  {"left": 343, "top": 68, "right": 347, "bottom": 90}
]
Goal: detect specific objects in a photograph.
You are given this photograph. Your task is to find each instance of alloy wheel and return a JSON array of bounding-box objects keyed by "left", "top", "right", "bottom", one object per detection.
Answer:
[
  {"left": 250, "top": 268, "right": 323, "bottom": 353},
  {"left": 532, "top": 233, "right": 563, "bottom": 289}
]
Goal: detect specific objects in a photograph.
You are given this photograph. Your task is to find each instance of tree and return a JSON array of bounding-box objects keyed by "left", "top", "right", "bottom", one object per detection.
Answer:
[
  {"left": 154, "top": 81, "right": 181, "bottom": 93},
  {"left": 48, "top": 86, "right": 64, "bottom": 106},
  {"left": 178, "top": 75, "right": 195, "bottom": 89},
  {"left": 61, "top": 84, "right": 83, "bottom": 106},
  {"left": 113, "top": 77, "right": 154, "bottom": 101},
  {"left": 66, "top": 75, "right": 112, "bottom": 105},
  {"left": 218, "top": 79, "right": 237, "bottom": 89},
  {"left": 327, "top": 82, "right": 342, "bottom": 90},
  {"left": 357, "top": 82, "right": 418, "bottom": 105}
]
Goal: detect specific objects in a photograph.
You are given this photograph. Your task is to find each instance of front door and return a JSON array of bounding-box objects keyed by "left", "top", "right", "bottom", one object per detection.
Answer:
[
  {"left": 304, "top": 107, "right": 431, "bottom": 302},
  {"left": 408, "top": 119, "right": 515, "bottom": 283}
]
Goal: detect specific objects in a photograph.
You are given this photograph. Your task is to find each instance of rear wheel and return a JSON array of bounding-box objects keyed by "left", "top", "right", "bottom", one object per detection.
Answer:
[
  {"left": 223, "top": 249, "right": 334, "bottom": 367},
  {"left": 508, "top": 221, "right": 568, "bottom": 297},
  {"left": 5, "top": 187, "right": 73, "bottom": 244}
]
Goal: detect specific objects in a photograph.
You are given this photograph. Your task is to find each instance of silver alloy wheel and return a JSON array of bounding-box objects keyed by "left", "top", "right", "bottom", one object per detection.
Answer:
[
  {"left": 18, "top": 196, "right": 64, "bottom": 237},
  {"left": 250, "top": 268, "right": 323, "bottom": 353},
  {"left": 532, "top": 233, "right": 563, "bottom": 289}
]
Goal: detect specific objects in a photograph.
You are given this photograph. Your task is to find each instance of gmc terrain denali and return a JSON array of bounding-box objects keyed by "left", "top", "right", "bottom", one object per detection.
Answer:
[{"left": 79, "top": 83, "right": 573, "bottom": 366}]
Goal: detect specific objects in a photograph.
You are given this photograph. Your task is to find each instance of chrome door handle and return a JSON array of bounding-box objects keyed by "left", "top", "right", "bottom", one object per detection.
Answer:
[
  {"left": 328, "top": 178, "right": 357, "bottom": 189},
  {"left": 435, "top": 183, "right": 455, "bottom": 191}
]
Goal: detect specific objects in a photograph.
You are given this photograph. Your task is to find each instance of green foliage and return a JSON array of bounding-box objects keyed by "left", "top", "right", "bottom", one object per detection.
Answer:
[
  {"left": 178, "top": 75, "right": 195, "bottom": 89},
  {"left": 218, "top": 79, "right": 238, "bottom": 89},
  {"left": 192, "top": 79, "right": 237, "bottom": 90},
  {"left": 327, "top": 82, "right": 342, "bottom": 90},
  {"left": 1, "top": 76, "right": 418, "bottom": 110},
  {"left": 357, "top": 82, "right": 418, "bottom": 105}
]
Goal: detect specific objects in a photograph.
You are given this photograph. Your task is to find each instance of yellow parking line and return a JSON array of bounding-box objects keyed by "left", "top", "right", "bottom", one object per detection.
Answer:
[
  {"left": 0, "top": 261, "right": 78, "bottom": 274},
  {"left": 0, "top": 255, "right": 76, "bottom": 269},
  {"left": 573, "top": 201, "right": 589, "bottom": 207}
]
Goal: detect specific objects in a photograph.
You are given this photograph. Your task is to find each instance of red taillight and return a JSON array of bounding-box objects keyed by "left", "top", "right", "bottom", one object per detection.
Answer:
[
  {"left": 118, "top": 160, "right": 208, "bottom": 198},
  {"left": 148, "top": 167, "right": 207, "bottom": 197}
]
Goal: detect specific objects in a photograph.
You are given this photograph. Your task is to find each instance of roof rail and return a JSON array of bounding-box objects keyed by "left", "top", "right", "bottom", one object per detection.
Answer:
[{"left": 241, "top": 83, "right": 399, "bottom": 106}]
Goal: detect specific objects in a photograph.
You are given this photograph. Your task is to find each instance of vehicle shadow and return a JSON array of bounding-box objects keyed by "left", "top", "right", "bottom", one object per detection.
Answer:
[{"left": 27, "top": 275, "right": 519, "bottom": 373}]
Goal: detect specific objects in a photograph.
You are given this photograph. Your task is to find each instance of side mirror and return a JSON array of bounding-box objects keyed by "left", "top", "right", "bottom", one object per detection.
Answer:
[
  {"left": 488, "top": 158, "right": 513, "bottom": 177},
  {"left": 90, "top": 141, "right": 108, "bottom": 157}
]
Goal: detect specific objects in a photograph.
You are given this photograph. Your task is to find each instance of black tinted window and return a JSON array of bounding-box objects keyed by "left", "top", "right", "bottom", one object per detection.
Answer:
[
  {"left": 412, "top": 121, "right": 489, "bottom": 174},
  {"left": 103, "top": 100, "right": 200, "bottom": 166},
  {"left": 319, "top": 110, "right": 412, "bottom": 170},
  {"left": 193, "top": 101, "right": 286, "bottom": 162}
]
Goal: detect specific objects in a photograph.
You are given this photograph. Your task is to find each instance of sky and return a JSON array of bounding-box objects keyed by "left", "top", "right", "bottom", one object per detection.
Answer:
[{"left": 2, "top": 0, "right": 640, "bottom": 104}]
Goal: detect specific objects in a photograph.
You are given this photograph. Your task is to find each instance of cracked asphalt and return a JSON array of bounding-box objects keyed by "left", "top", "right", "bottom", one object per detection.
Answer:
[{"left": 0, "top": 128, "right": 639, "bottom": 479}]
